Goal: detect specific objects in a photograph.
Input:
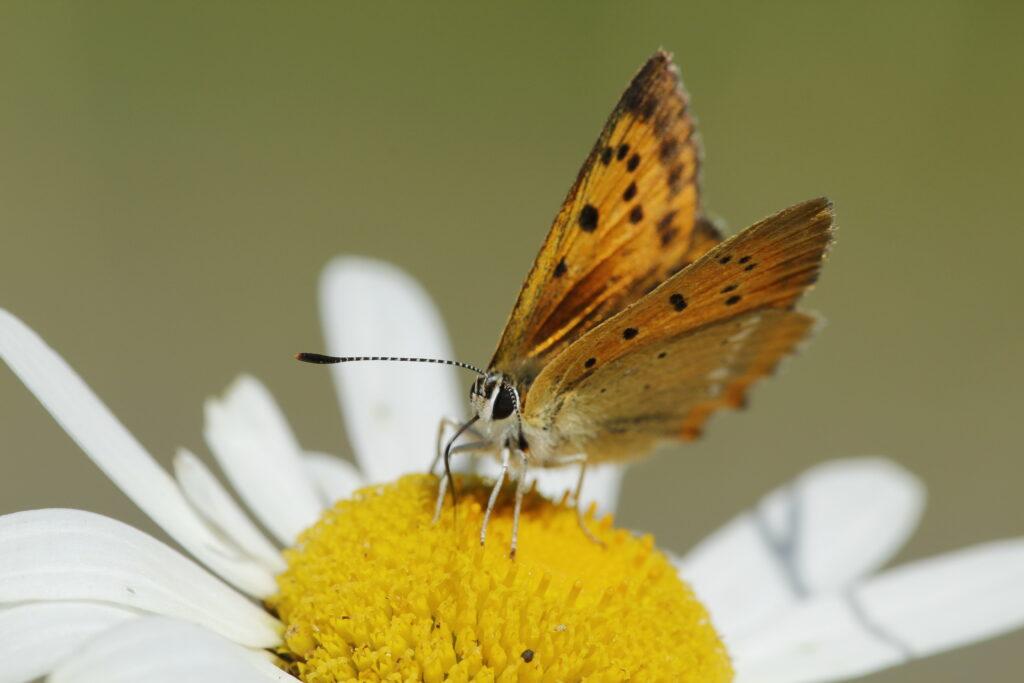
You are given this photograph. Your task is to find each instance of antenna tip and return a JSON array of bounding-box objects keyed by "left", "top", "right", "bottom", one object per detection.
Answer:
[{"left": 295, "top": 352, "right": 339, "bottom": 364}]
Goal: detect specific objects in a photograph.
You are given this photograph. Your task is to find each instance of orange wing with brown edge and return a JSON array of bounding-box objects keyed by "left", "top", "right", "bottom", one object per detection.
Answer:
[
  {"left": 522, "top": 198, "right": 833, "bottom": 463},
  {"left": 489, "top": 51, "right": 721, "bottom": 390}
]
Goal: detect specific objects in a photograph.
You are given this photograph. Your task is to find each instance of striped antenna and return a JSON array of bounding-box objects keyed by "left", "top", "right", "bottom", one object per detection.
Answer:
[{"left": 295, "top": 352, "right": 487, "bottom": 377}]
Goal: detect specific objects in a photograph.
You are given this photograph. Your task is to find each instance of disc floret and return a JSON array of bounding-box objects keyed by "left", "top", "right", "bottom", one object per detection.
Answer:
[{"left": 269, "top": 474, "right": 732, "bottom": 682}]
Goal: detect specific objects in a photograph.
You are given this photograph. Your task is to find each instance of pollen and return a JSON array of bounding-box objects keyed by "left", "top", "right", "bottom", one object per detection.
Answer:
[{"left": 268, "top": 474, "right": 732, "bottom": 682}]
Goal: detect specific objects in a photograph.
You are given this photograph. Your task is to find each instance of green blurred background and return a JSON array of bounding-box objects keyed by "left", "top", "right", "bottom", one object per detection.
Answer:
[{"left": 2, "top": 2, "right": 1022, "bottom": 680}]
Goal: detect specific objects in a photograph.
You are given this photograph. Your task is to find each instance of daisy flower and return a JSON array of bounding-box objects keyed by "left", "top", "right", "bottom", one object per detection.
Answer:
[{"left": 2, "top": 256, "right": 1022, "bottom": 682}]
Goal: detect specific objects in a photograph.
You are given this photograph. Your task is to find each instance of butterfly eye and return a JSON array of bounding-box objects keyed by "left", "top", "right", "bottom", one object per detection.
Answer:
[{"left": 491, "top": 384, "right": 516, "bottom": 420}]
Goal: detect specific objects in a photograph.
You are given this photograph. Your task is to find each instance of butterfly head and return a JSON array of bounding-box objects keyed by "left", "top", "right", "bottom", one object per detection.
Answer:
[{"left": 470, "top": 373, "right": 525, "bottom": 449}]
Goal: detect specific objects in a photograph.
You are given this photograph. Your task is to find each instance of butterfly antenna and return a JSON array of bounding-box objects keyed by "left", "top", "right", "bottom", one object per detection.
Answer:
[
  {"left": 296, "top": 352, "right": 487, "bottom": 376},
  {"left": 298, "top": 351, "right": 488, "bottom": 517},
  {"left": 503, "top": 380, "right": 526, "bottom": 448}
]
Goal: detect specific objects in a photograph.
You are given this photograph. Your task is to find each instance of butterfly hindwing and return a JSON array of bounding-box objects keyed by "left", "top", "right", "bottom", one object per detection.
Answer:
[
  {"left": 522, "top": 198, "right": 833, "bottom": 462},
  {"left": 536, "top": 308, "right": 818, "bottom": 463},
  {"left": 489, "top": 51, "right": 722, "bottom": 387}
]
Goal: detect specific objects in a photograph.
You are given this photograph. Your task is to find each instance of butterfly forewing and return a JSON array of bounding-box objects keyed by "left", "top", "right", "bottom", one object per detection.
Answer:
[
  {"left": 522, "top": 198, "right": 833, "bottom": 462},
  {"left": 489, "top": 51, "right": 722, "bottom": 387}
]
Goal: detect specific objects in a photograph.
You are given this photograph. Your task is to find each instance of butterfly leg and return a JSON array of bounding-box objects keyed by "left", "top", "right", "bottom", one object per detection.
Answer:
[
  {"left": 572, "top": 457, "right": 604, "bottom": 547},
  {"left": 432, "top": 474, "right": 449, "bottom": 524},
  {"left": 430, "top": 416, "right": 484, "bottom": 474},
  {"left": 480, "top": 448, "right": 510, "bottom": 548},
  {"left": 431, "top": 415, "right": 484, "bottom": 523},
  {"left": 509, "top": 450, "right": 530, "bottom": 560},
  {"left": 431, "top": 439, "right": 494, "bottom": 523},
  {"left": 547, "top": 454, "right": 604, "bottom": 547}
]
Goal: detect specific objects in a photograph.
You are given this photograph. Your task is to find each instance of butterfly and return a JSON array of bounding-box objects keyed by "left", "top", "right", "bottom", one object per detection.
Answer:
[{"left": 299, "top": 51, "right": 833, "bottom": 557}]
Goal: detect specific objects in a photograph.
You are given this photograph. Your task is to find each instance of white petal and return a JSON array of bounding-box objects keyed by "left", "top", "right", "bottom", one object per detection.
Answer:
[
  {"left": 204, "top": 375, "right": 325, "bottom": 545},
  {"left": 173, "top": 449, "right": 286, "bottom": 572},
  {"left": 319, "top": 256, "right": 463, "bottom": 483},
  {"left": 861, "top": 538, "right": 1024, "bottom": 656},
  {"left": 517, "top": 462, "right": 624, "bottom": 516},
  {"left": 680, "top": 510, "right": 794, "bottom": 644},
  {"left": 0, "top": 310, "right": 278, "bottom": 598},
  {"left": 732, "top": 593, "right": 902, "bottom": 683},
  {"left": 733, "top": 538, "right": 1024, "bottom": 683},
  {"left": 679, "top": 458, "right": 924, "bottom": 641},
  {"left": 49, "top": 616, "right": 296, "bottom": 683},
  {"left": 0, "top": 602, "right": 137, "bottom": 683},
  {"left": 304, "top": 451, "right": 365, "bottom": 505},
  {"left": 0, "top": 509, "right": 280, "bottom": 648},
  {"left": 773, "top": 458, "right": 924, "bottom": 591}
]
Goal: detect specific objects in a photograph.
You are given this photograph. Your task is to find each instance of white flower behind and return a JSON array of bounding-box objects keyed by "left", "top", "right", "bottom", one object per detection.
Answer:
[
  {"left": 320, "top": 256, "right": 463, "bottom": 483},
  {"left": 0, "top": 255, "right": 1019, "bottom": 682},
  {"left": 681, "top": 457, "right": 1022, "bottom": 681}
]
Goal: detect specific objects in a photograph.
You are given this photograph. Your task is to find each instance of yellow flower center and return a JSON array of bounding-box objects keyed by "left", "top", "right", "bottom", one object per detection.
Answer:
[{"left": 268, "top": 474, "right": 732, "bottom": 682}]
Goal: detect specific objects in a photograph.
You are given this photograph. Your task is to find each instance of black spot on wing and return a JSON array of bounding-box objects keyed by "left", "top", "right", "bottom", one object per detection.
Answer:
[
  {"left": 667, "top": 164, "right": 684, "bottom": 195},
  {"left": 629, "top": 205, "right": 644, "bottom": 223},
  {"left": 657, "top": 210, "right": 677, "bottom": 245},
  {"left": 669, "top": 293, "right": 687, "bottom": 311},
  {"left": 725, "top": 295, "right": 741, "bottom": 305},
  {"left": 584, "top": 357, "right": 597, "bottom": 368},
  {"left": 617, "top": 143, "right": 630, "bottom": 161},
  {"left": 660, "top": 138, "right": 680, "bottom": 163},
  {"left": 579, "top": 204, "right": 599, "bottom": 232},
  {"left": 623, "top": 327, "right": 639, "bottom": 340},
  {"left": 623, "top": 182, "right": 637, "bottom": 201},
  {"left": 627, "top": 153, "right": 641, "bottom": 172},
  {"left": 657, "top": 211, "right": 676, "bottom": 233},
  {"left": 600, "top": 147, "right": 613, "bottom": 165},
  {"left": 553, "top": 258, "right": 567, "bottom": 277}
]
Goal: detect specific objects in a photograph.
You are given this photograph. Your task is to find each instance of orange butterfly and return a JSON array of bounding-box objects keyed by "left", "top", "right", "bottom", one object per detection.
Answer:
[{"left": 300, "top": 51, "right": 833, "bottom": 557}]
